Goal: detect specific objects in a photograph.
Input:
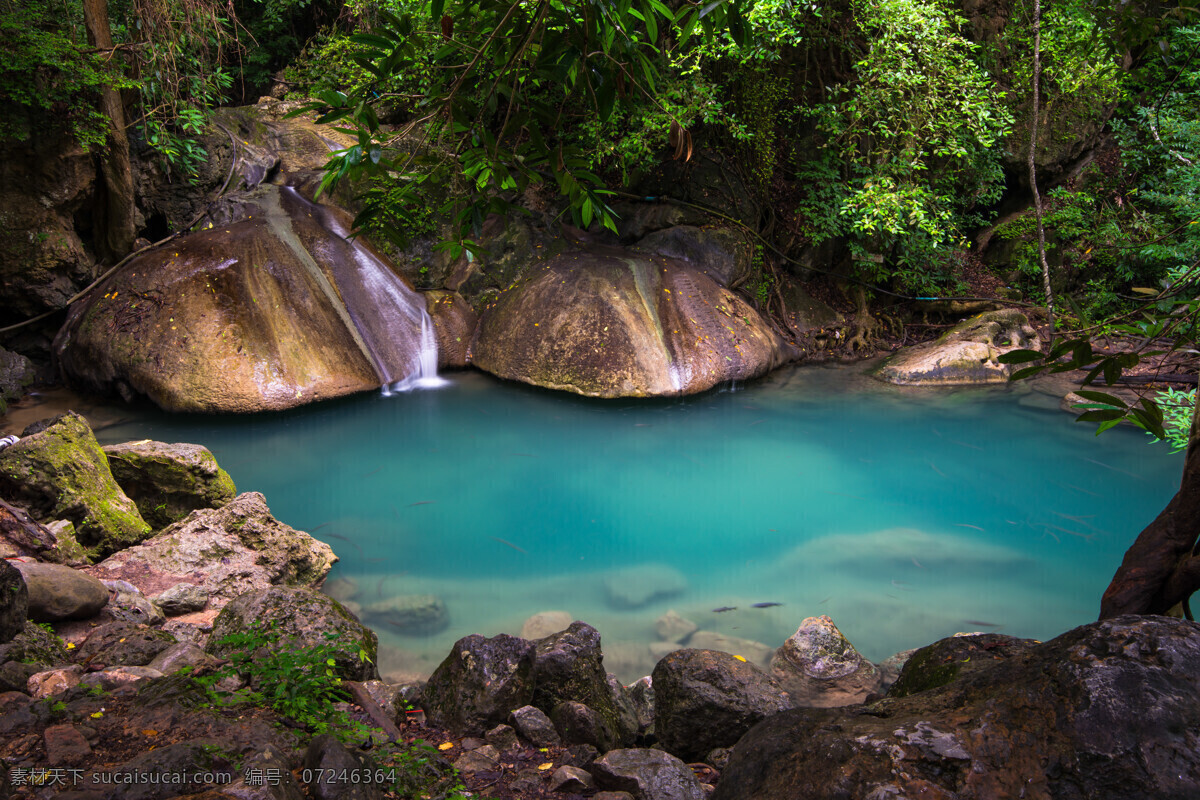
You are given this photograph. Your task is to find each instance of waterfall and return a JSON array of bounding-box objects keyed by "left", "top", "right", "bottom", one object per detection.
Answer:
[{"left": 279, "top": 185, "right": 448, "bottom": 393}]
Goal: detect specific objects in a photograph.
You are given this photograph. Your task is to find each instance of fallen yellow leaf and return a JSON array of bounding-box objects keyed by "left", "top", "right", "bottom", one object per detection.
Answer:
[
  {"left": 733, "top": 655, "right": 747, "bottom": 662},
  {"left": 141, "top": 729, "right": 158, "bottom": 737},
  {"left": 438, "top": 742, "right": 454, "bottom": 751},
  {"left": 537, "top": 763, "right": 553, "bottom": 771}
]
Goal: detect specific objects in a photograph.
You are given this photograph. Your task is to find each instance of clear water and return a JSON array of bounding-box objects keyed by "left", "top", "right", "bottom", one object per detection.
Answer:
[{"left": 90, "top": 363, "right": 1182, "bottom": 683}]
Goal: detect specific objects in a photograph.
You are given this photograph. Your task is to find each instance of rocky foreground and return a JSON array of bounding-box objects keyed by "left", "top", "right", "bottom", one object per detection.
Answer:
[{"left": 2, "top": 413, "right": 1200, "bottom": 800}]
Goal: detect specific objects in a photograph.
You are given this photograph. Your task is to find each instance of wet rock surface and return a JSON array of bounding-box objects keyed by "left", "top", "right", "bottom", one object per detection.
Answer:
[{"left": 714, "top": 616, "right": 1200, "bottom": 800}]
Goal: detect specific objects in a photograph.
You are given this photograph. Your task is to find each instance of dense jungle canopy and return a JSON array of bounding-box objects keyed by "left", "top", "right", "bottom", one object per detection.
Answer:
[{"left": 2, "top": 0, "right": 1200, "bottom": 613}]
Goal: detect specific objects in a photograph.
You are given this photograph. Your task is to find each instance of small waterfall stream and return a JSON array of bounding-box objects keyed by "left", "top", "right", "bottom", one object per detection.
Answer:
[{"left": 279, "top": 184, "right": 447, "bottom": 393}]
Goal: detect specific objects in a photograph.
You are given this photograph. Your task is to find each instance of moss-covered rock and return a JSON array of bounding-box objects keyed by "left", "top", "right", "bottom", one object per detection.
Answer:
[
  {"left": 0, "top": 559, "right": 28, "bottom": 643},
  {"left": 103, "top": 440, "right": 236, "bottom": 530},
  {"left": 207, "top": 586, "right": 378, "bottom": 682},
  {"left": 0, "top": 412, "right": 151, "bottom": 560},
  {"left": 886, "top": 632, "right": 1037, "bottom": 699},
  {"left": 0, "top": 620, "right": 71, "bottom": 668},
  {"left": 531, "top": 622, "right": 635, "bottom": 747}
]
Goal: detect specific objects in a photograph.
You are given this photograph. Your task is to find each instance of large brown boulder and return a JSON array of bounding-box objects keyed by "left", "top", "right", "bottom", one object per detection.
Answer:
[
  {"left": 713, "top": 616, "right": 1200, "bottom": 800},
  {"left": 471, "top": 248, "right": 794, "bottom": 397}
]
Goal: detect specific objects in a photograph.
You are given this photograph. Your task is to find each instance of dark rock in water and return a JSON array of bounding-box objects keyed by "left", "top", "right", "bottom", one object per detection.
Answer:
[
  {"left": 304, "top": 734, "right": 384, "bottom": 800},
  {"left": 0, "top": 560, "right": 27, "bottom": 643},
  {"left": 361, "top": 593, "right": 448, "bottom": 636},
  {"left": 510, "top": 704, "right": 561, "bottom": 747},
  {"left": 652, "top": 648, "right": 792, "bottom": 763},
  {"left": 887, "top": 632, "right": 1037, "bottom": 698},
  {"left": 471, "top": 248, "right": 794, "bottom": 398},
  {"left": 532, "top": 621, "right": 635, "bottom": 746},
  {"left": 0, "top": 412, "right": 149, "bottom": 560},
  {"left": 713, "top": 616, "right": 1200, "bottom": 800},
  {"left": 75, "top": 621, "right": 176, "bottom": 667},
  {"left": 207, "top": 586, "right": 378, "bottom": 682},
  {"left": 12, "top": 561, "right": 108, "bottom": 622},
  {"left": 551, "top": 700, "right": 621, "bottom": 752},
  {"left": 423, "top": 633, "right": 536, "bottom": 734},
  {"left": 102, "top": 440, "right": 236, "bottom": 530},
  {"left": 589, "top": 748, "right": 707, "bottom": 800}
]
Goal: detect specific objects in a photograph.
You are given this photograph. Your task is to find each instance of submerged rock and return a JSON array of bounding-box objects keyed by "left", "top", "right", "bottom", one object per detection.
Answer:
[
  {"left": 769, "top": 615, "right": 881, "bottom": 707},
  {"left": 102, "top": 440, "right": 236, "bottom": 529},
  {"left": 0, "top": 412, "right": 150, "bottom": 560},
  {"left": 603, "top": 564, "right": 687, "bottom": 609},
  {"left": 471, "top": 248, "right": 793, "bottom": 397},
  {"left": 714, "top": 616, "right": 1200, "bottom": 800},
  {"left": 361, "top": 593, "right": 448, "bottom": 636},
  {"left": 876, "top": 309, "right": 1038, "bottom": 386},
  {"left": 520, "top": 610, "right": 573, "bottom": 640}
]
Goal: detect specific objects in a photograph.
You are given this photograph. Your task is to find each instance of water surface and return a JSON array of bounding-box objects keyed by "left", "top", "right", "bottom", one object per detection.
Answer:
[{"left": 88, "top": 363, "right": 1181, "bottom": 682}]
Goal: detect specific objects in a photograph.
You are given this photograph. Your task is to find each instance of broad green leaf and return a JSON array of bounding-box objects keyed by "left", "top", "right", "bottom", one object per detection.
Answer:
[
  {"left": 1075, "top": 390, "right": 1127, "bottom": 408},
  {"left": 1075, "top": 409, "right": 1127, "bottom": 423},
  {"left": 997, "top": 349, "right": 1044, "bottom": 364}
]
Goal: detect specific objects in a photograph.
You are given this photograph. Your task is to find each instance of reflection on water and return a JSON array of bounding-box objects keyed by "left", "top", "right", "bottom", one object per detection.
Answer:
[{"left": 36, "top": 362, "right": 1183, "bottom": 683}]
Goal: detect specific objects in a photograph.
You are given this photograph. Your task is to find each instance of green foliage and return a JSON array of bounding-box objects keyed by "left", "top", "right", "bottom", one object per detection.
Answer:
[
  {"left": 197, "top": 627, "right": 370, "bottom": 741},
  {"left": 0, "top": 0, "right": 131, "bottom": 150},
  {"left": 232, "top": 0, "right": 346, "bottom": 93},
  {"left": 1148, "top": 386, "right": 1194, "bottom": 453}
]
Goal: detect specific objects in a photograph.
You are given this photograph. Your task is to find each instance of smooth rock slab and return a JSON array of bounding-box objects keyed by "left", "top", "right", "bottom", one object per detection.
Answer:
[
  {"left": 713, "top": 616, "right": 1200, "bottom": 800},
  {"left": 12, "top": 561, "right": 108, "bottom": 622},
  {"left": 876, "top": 309, "right": 1038, "bottom": 386},
  {"left": 590, "top": 749, "right": 707, "bottom": 800}
]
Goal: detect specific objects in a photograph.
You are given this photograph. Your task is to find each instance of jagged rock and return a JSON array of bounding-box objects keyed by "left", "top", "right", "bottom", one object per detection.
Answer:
[
  {"left": 361, "top": 593, "right": 448, "bottom": 635},
  {"left": 426, "top": 290, "right": 478, "bottom": 369},
  {"left": 551, "top": 700, "right": 620, "bottom": 752},
  {"left": 100, "top": 579, "right": 165, "bottom": 625},
  {"left": 471, "top": 250, "right": 793, "bottom": 397},
  {"left": 551, "top": 765, "right": 597, "bottom": 792},
  {"left": 590, "top": 748, "right": 707, "bottom": 800},
  {"left": 625, "top": 676, "right": 655, "bottom": 736},
  {"left": 510, "top": 705, "right": 561, "bottom": 747},
  {"left": 769, "top": 616, "right": 882, "bottom": 707},
  {"left": 27, "top": 665, "right": 83, "bottom": 699},
  {"left": 0, "top": 498, "right": 63, "bottom": 562},
  {"left": 303, "top": 734, "right": 384, "bottom": 800},
  {"left": 0, "top": 412, "right": 150, "bottom": 559},
  {"left": 876, "top": 309, "right": 1038, "bottom": 386},
  {"left": 453, "top": 744, "right": 500, "bottom": 773},
  {"left": 207, "top": 586, "right": 378, "bottom": 682},
  {"left": 0, "top": 620, "right": 70, "bottom": 668},
  {"left": 654, "top": 610, "right": 697, "bottom": 644},
  {"left": 652, "top": 649, "right": 793, "bottom": 762},
  {"left": 520, "top": 610, "right": 573, "bottom": 640},
  {"left": 12, "top": 561, "right": 108, "bottom": 622},
  {"left": 0, "top": 559, "right": 27, "bottom": 643},
  {"left": 102, "top": 440, "right": 236, "bottom": 529},
  {"left": 151, "top": 582, "right": 209, "bottom": 615},
  {"left": 603, "top": 565, "right": 687, "bottom": 610},
  {"left": 75, "top": 622, "right": 176, "bottom": 667},
  {"left": 79, "top": 665, "right": 164, "bottom": 691},
  {"left": 532, "top": 621, "right": 634, "bottom": 746},
  {"left": 147, "top": 642, "right": 219, "bottom": 676},
  {"left": 0, "top": 347, "right": 35, "bottom": 415},
  {"left": 713, "top": 616, "right": 1200, "bottom": 800},
  {"left": 422, "top": 633, "right": 536, "bottom": 734},
  {"left": 485, "top": 723, "right": 520, "bottom": 752},
  {"left": 86, "top": 492, "right": 336, "bottom": 609},
  {"left": 686, "top": 631, "right": 775, "bottom": 670}
]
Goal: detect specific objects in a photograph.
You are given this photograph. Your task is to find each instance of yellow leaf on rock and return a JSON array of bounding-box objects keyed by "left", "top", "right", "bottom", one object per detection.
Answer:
[{"left": 733, "top": 655, "right": 747, "bottom": 662}]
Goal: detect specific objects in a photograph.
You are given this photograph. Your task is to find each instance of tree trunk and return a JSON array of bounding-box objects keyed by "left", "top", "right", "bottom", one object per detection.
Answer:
[
  {"left": 1028, "top": 0, "right": 1054, "bottom": 332},
  {"left": 1100, "top": 397, "right": 1200, "bottom": 618},
  {"left": 82, "top": 0, "right": 136, "bottom": 261}
]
